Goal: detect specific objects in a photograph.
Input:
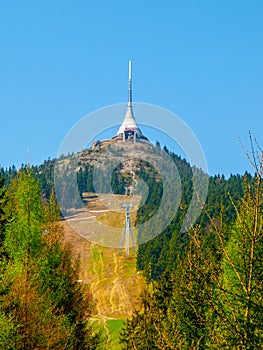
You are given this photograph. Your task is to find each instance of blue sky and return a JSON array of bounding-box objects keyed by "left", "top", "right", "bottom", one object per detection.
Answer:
[{"left": 0, "top": 0, "right": 262, "bottom": 176}]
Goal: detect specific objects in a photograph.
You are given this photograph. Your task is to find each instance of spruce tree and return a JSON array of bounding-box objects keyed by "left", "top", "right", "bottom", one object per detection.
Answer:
[
  {"left": 207, "top": 175, "right": 263, "bottom": 349},
  {"left": 0, "top": 171, "right": 100, "bottom": 349}
]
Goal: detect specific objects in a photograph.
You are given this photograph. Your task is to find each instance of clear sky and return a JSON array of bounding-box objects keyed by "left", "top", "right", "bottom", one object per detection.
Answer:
[{"left": 0, "top": 0, "right": 262, "bottom": 176}]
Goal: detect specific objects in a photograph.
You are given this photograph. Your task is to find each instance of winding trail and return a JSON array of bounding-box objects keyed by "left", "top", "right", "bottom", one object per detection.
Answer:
[{"left": 62, "top": 193, "right": 146, "bottom": 348}]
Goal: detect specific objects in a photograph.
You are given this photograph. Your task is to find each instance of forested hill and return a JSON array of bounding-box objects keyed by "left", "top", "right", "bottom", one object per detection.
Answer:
[
  {"left": 120, "top": 142, "right": 261, "bottom": 349},
  {"left": 1, "top": 141, "right": 262, "bottom": 348},
  {"left": 0, "top": 144, "right": 252, "bottom": 283},
  {"left": 136, "top": 148, "right": 251, "bottom": 281},
  {"left": 120, "top": 145, "right": 262, "bottom": 349}
]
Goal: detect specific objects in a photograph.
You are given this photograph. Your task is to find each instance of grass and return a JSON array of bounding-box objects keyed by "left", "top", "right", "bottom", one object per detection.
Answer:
[
  {"left": 91, "top": 246, "right": 104, "bottom": 279},
  {"left": 98, "top": 211, "right": 137, "bottom": 228},
  {"left": 106, "top": 319, "right": 125, "bottom": 349},
  {"left": 91, "top": 318, "right": 125, "bottom": 350}
]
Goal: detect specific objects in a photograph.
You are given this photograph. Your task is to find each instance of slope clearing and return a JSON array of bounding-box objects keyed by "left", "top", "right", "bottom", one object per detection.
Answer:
[{"left": 61, "top": 194, "right": 145, "bottom": 348}]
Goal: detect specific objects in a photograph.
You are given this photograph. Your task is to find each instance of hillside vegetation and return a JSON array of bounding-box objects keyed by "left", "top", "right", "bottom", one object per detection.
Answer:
[{"left": 0, "top": 137, "right": 262, "bottom": 349}]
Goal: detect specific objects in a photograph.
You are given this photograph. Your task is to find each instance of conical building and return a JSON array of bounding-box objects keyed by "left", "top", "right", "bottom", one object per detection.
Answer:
[{"left": 113, "top": 61, "right": 148, "bottom": 142}]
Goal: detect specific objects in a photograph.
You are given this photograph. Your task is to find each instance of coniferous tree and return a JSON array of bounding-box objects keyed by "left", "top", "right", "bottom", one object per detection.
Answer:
[
  {"left": 121, "top": 138, "right": 262, "bottom": 349},
  {"left": 207, "top": 174, "right": 263, "bottom": 348},
  {"left": 0, "top": 170, "right": 100, "bottom": 349},
  {"left": 4, "top": 170, "right": 43, "bottom": 260},
  {"left": 120, "top": 273, "right": 180, "bottom": 349},
  {"left": 0, "top": 177, "right": 8, "bottom": 250}
]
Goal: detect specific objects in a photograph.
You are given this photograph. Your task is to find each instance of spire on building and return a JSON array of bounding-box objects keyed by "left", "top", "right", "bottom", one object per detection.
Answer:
[
  {"left": 113, "top": 60, "right": 148, "bottom": 142},
  {"left": 128, "top": 60, "right": 132, "bottom": 106}
]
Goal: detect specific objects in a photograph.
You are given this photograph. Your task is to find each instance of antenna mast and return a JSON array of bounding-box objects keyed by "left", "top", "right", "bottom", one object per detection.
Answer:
[{"left": 128, "top": 60, "right": 132, "bottom": 106}]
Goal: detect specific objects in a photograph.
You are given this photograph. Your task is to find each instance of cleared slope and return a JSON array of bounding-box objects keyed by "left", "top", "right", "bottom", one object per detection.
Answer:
[{"left": 61, "top": 194, "right": 145, "bottom": 348}]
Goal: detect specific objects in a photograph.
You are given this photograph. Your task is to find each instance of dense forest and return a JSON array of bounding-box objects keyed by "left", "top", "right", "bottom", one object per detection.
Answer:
[
  {"left": 120, "top": 142, "right": 263, "bottom": 349},
  {"left": 0, "top": 171, "right": 101, "bottom": 349},
  {"left": 0, "top": 139, "right": 262, "bottom": 349}
]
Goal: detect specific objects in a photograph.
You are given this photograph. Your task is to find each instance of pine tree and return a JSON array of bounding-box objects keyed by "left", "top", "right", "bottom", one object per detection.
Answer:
[
  {"left": 0, "top": 310, "right": 18, "bottom": 350},
  {"left": 121, "top": 138, "right": 263, "bottom": 349},
  {"left": 207, "top": 176, "right": 263, "bottom": 349},
  {"left": 4, "top": 170, "right": 43, "bottom": 260},
  {"left": 120, "top": 273, "right": 179, "bottom": 349},
  {"left": 0, "top": 170, "right": 101, "bottom": 349},
  {"left": 0, "top": 177, "right": 8, "bottom": 250}
]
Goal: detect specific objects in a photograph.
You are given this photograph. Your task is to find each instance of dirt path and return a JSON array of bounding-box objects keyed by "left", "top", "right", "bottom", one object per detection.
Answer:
[
  {"left": 61, "top": 194, "right": 146, "bottom": 348},
  {"left": 89, "top": 247, "right": 134, "bottom": 347}
]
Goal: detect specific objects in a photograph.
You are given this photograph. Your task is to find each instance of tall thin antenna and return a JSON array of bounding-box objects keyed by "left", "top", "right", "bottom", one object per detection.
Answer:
[{"left": 128, "top": 60, "right": 132, "bottom": 106}]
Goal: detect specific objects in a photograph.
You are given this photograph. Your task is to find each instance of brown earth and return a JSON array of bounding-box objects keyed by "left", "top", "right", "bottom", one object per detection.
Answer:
[{"left": 61, "top": 194, "right": 145, "bottom": 320}]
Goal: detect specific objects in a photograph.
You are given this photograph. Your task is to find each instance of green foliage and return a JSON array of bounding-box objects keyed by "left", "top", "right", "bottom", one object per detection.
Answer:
[
  {"left": 0, "top": 165, "right": 17, "bottom": 187},
  {"left": 0, "top": 260, "right": 71, "bottom": 349},
  {"left": 121, "top": 142, "right": 263, "bottom": 349},
  {"left": 1, "top": 139, "right": 261, "bottom": 348},
  {"left": 120, "top": 273, "right": 185, "bottom": 349},
  {"left": 0, "top": 177, "right": 8, "bottom": 249},
  {"left": 111, "top": 164, "right": 126, "bottom": 194},
  {"left": 77, "top": 163, "right": 96, "bottom": 194},
  {"left": 0, "top": 170, "right": 101, "bottom": 349},
  {"left": 4, "top": 170, "right": 43, "bottom": 259},
  {"left": 0, "top": 310, "right": 19, "bottom": 350},
  {"left": 136, "top": 152, "right": 196, "bottom": 279},
  {"left": 136, "top": 160, "right": 246, "bottom": 281},
  {"left": 32, "top": 158, "right": 55, "bottom": 199},
  {"left": 106, "top": 319, "right": 125, "bottom": 349},
  {"left": 207, "top": 178, "right": 263, "bottom": 349}
]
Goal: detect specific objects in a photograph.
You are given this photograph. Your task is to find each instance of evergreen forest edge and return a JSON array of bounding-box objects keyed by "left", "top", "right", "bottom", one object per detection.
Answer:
[{"left": 0, "top": 137, "right": 262, "bottom": 349}]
